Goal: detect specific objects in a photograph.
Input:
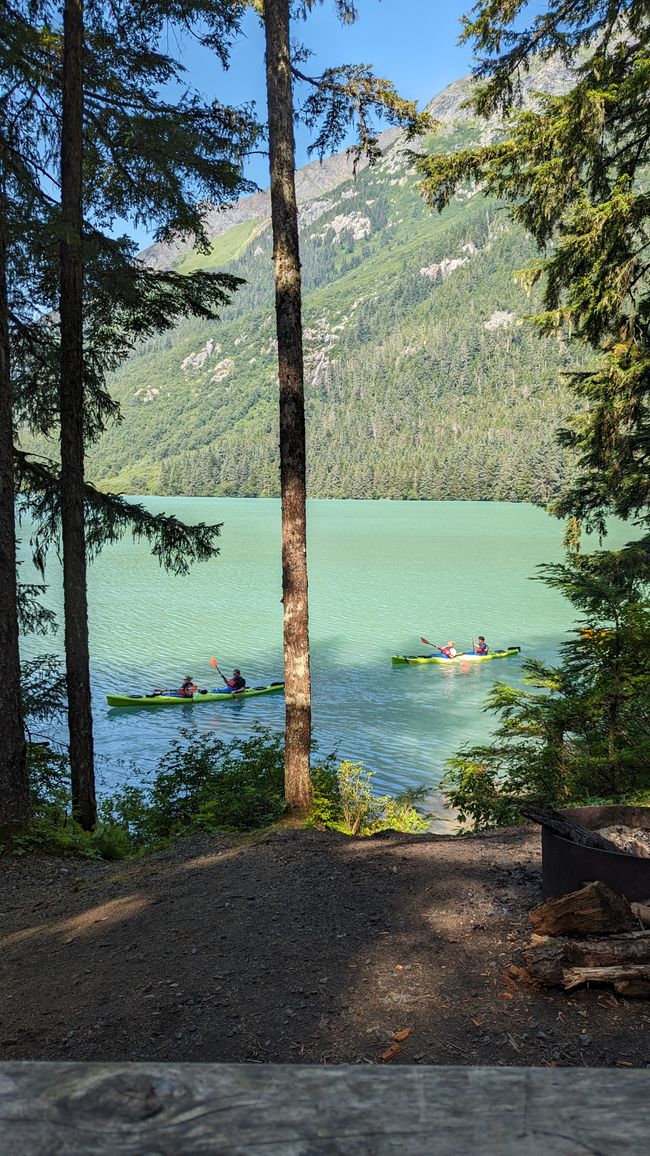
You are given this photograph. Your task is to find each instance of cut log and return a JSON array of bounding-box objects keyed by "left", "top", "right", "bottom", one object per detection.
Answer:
[
  {"left": 529, "top": 881, "right": 636, "bottom": 937},
  {"left": 521, "top": 806, "right": 626, "bottom": 853},
  {"left": 564, "top": 964, "right": 650, "bottom": 990},
  {"left": 524, "top": 930, "right": 650, "bottom": 986}
]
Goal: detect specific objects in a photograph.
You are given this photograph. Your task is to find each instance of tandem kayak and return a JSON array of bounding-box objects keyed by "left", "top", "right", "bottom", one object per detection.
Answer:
[
  {"left": 391, "top": 647, "right": 521, "bottom": 665},
  {"left": 106, "top": 683, "right": 284, "bottom": 707}
]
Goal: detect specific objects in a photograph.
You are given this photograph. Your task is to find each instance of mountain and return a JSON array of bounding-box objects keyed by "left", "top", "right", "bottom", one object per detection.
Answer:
[{"left": 83, "top": 62, "right": 582, "bottom": 503}]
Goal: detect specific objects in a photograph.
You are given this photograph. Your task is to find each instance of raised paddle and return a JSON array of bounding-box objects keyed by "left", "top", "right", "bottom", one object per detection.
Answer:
[{"left": 210, "top": 656, "right": 229, "bottom": 686}]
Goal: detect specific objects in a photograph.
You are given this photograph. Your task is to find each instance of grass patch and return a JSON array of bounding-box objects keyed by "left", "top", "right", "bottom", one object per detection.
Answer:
[{"left": 175, "top": 218, "right": 264, "bottom": 275}]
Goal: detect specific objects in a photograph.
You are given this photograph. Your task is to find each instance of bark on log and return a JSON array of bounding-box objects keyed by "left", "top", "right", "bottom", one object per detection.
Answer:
[
  {"left": 521, "top": 806, "right": 624, "bottom": 853},
  {"left": 564, "top": 964, "right": 650, "bottom": 990},
  {"left": 524, "top": 931, "right": 650, "bottom": 986},
  {"left": 529, "top": 881, "right": 635, "bottom": 937}
]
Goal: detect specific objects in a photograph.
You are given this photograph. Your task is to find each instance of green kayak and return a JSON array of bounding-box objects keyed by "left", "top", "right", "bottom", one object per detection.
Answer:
[
  {"left": 106, "top": 683, "right": 284, "bottom": 707},
  {"left": 391, "top": 647, "right": 521, "bottom": 665}
]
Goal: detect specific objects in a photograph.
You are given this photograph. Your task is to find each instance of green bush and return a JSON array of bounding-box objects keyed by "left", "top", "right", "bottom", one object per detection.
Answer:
[
  {"left": 2, "top": 814, "right": 131, "bottom": 860},
  {"left": 310, "top": 760, "right": 430, "bottom": 835},
  {"left": 0, "top": 745, "right": 131, "bottom": 861},
  {"left": 9, "top": 731, "right": 431, "bottom": 859},
  {"left": 103, "top": 726, "right": 287, "bottom": 845}
]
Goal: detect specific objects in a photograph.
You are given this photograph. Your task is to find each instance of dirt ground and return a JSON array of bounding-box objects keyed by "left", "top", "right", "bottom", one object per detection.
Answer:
[{"left": 1, "top": 827, "right": 648, "bottom": 1068}]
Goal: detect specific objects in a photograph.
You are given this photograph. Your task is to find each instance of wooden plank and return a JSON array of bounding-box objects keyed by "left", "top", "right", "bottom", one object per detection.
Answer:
[{"left": 1, "top": 1063, "right": 650, "bottom": 1154}]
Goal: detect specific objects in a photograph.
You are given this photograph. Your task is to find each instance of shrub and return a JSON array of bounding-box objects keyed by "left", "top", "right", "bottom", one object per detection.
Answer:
[
  {"left": 103, "top": 726, "right": 287, "bottom": 845},
  {"left": 310, "top": 760, "right": 429, "bottom": 835}
]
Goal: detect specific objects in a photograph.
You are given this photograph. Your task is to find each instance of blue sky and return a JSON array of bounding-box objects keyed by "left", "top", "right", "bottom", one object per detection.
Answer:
[
  {"left": 174, "top": 2, "right": 475, "bottom": 180},
  {"left": 186, "top": 1, "right": 476, "bottom": 183},
  {"left": 129, "top": 2, "right": 476, "bottom": 247}
]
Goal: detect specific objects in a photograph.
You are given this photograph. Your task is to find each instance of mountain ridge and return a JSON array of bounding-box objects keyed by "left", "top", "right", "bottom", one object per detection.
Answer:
[{"left": 79, "top": 59, "right": 580, "bottom": 502}]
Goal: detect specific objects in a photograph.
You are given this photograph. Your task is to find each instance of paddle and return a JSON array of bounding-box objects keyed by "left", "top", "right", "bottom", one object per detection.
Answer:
[
  {"left": 420, "top": 637, "right": 448, "bottom": 654},
  {"left": 210, "top": 656, "right": 229, "bottom": 687}
]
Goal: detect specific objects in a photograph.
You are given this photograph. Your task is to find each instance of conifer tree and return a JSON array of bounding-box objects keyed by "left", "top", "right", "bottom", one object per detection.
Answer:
[
  {"left": 0, "top": 144, "right": 29, "bottom": 828},
  {"left": 59, "top": 0, "right": 95, "bottom": 827},
  {"left": 3, "top": 0, "right": 257, "bottom": 827},
  {"left": 255, "top": 0, "right": 430, "bottom": 812},
  {"left": 415, "top": 0, "right": 650, "bottom": 534},
  {"left": 419, "top": 0, "right": 650, "bottom": 821}
]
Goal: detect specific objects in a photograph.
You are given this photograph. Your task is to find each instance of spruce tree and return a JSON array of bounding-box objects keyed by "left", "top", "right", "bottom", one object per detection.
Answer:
[
  {"left": 59, "top": 0, "right": 96, "bottom": 827},
  {"left": 254, "top": 0, "right": 430, "bottom": 812},
  {"left": 415, "top": 0, "right": 650, "bottom": 534},
  {"left": 418, "top": 0, "right": 650, "bottom": 821},
  {"left": 0, "top": 145, "right": 29, "bottom": 828},
  {"left": 3, "top": 0, "right": 257, "bottom": 826}
]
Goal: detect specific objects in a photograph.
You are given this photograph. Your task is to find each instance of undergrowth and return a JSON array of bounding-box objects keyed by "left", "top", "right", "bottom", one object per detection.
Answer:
[{"left": 2, "top": 730, "right": 431, "bottom": 859}]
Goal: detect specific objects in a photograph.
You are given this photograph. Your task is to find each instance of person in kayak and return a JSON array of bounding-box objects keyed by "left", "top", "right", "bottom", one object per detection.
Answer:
[
  {"left": 216, "top": 668, "right": 246, "bottom": 692},
  {"left": 439, "top": 641, "right": 457, "bottom": 658},
  {"left": 475, "top": 636, "right": 490, "bottom": 655},
  {"left": 178, "top": 676, "right": 198, "bottom": 697}
]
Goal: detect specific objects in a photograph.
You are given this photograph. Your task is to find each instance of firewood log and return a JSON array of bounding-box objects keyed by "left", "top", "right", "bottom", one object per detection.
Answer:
[
  {"left": 524, "top": 930, "right": 650, "bottom": 986},
  {"left": 564, "top": 964, "right": 650, "bottom": 990},
  {"left": 529, "top": 881, "right": 635, "bottom": 937}
]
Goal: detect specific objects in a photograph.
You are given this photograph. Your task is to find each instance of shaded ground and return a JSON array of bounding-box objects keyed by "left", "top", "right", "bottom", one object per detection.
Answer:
[{"left": 1, "top": 828, "right": 648, "bottom": 1067}]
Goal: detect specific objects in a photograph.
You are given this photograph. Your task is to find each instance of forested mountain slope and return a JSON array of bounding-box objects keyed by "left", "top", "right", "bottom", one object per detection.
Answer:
[{"left": 83, "top": 67, "right": 582, "bottom": 502}]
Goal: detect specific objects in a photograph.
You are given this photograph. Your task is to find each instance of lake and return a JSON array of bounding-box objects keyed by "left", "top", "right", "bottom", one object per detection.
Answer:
[{"left": 18, "top": 498, "right": 629, "bottom": 816}]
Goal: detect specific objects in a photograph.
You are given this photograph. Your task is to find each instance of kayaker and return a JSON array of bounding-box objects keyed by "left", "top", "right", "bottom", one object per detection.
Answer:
[
  {"left": 178, "top": 676, "right": 197, "bottom": 697},
  {"left": 439, "top": 641, "right": 457, "bottom": 658},
  {"left": 475, "top": 636, "right": 490, "bottom": 655},
  {"left": 216, "top": 668, "right": 246, "bottom": 692}
]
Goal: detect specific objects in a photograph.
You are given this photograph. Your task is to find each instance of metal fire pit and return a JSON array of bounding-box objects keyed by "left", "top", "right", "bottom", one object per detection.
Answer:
[{"left": 541, "top": 805, "right": 650, "bottom": 901}]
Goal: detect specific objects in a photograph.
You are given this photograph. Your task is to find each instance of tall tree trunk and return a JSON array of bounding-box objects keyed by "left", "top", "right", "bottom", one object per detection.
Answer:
[
  {"left": 60, "top": 0, "right": 96, "bottom": 829},
  {"left": 0, "top": 150, "right": 29, "bottom": 830},
  {"left": 263, "top": 0, "right": 312, "bottom": 813}
]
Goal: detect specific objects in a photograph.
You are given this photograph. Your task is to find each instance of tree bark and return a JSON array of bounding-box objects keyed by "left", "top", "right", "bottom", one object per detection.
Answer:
[
  {"left": 529, "top": 881, "right": 635, "bottom": 938},
  {"left": 0, "top": 152, "right": 29, "bottom": 830},
  {"left": 60, "top": 0, "right": 96, "bottom": 829},
  {"left": 524, "top": 931, "right": 650, "bottom": 986},
  {"left": 263, "top": 0, "right": 312, "bottom": 814}
]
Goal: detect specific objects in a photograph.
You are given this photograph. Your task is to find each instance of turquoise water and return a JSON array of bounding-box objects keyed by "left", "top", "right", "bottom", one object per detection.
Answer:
[{"left": 18, "top": 498, "right": 631, "bottom": 811}]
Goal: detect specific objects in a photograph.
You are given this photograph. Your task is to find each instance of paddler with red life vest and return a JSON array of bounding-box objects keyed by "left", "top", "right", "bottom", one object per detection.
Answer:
[
  {"left": 216, "top": 668, "right": 246, "bottom": 692},
  {"left": 475, "top": 636, "right": 490, "bottom": 655},
  {"left": 179, "top": 676, "right": 198, "bottom": 697},
  {"left": 439, "top": 641, "right": 457, "bottom": 658}
]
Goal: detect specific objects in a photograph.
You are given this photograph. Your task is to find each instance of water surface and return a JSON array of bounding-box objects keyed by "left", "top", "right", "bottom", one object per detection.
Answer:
[{"left": 19, "top": 498, "right": 629, "bottom": 811}]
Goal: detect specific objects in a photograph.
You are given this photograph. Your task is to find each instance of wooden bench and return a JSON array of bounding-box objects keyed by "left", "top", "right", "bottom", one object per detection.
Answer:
[{"left": 1, "top": 1063, "right": 648, "bottom": 1153}]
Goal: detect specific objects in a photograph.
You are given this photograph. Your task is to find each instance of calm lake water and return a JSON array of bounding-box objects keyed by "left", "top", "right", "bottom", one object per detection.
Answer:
[{"left": 18, "top": 498, "right": 632, "bottom": 815}]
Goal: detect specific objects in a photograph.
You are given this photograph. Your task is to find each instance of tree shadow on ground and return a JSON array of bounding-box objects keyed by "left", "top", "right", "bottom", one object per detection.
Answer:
[{"left": 0, "top": 827, "right": 647, "bottom": 1069}]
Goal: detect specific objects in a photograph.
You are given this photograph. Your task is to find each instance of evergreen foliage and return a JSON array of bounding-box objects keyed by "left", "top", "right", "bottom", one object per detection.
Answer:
[
  {"left": 2, "top": 0, "right": 258, "bottom": 827},
  {"left": 443, "top": 547, "right": 650, "bottom": 829},
  {"left": 415, "top": 0, "right": 650, "bottom": 534},
  {"left": 429, "top": 0, "right": 650, "bottom": 827}
]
